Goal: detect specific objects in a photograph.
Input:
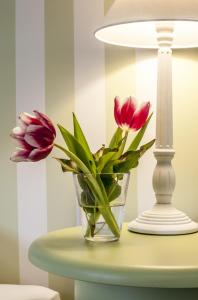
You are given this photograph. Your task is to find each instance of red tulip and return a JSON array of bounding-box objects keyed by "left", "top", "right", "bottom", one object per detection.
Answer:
[
  {"left": 114, "top": 96, "right": 150, "bottom": 131},
  {"left": 10, "top": 111, "right": 56, "bottom": 162}
]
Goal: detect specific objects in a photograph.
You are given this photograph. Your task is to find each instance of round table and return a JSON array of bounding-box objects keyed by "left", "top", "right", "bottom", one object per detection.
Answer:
[{"left": 29, "top": 224, "right": 198, "bottom": 300}]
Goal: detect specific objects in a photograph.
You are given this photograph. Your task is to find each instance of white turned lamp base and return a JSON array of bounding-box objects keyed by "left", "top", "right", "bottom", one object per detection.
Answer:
[
  {"left": 127, "top": 24, "right": 198, "bottom": 236},
  {"left": 128, "top": 204, "right": 198, "bottom": 235}
]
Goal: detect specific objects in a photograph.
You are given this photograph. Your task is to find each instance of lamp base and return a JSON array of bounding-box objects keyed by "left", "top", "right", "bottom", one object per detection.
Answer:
[{"left": 128, "top": 204, "right": 198, "bottom": 235}]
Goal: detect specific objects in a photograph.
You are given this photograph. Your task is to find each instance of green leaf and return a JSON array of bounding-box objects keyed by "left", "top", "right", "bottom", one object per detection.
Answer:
[
  {"left": 100, "top": 141, "right": 128, "bottom": 173},
  {"left": 109, "top": 127, "right": 123, "bottom": 149},
  {"left": 97, "top": 150, "right": 118, "bottom": 173},
  {"left": 112, "top": 138, "right": 155, "bottom": 173},
  {"left": 113, "top": 151, "right": 140, "bottom": 173},
  {"left": 102, "top": 161, "right": 114, "bottom": 173},
  {"left": 56, "top": 145, "right": 91, "bottom": 174},
  {"left": 93, "top": 145, "right": 105, "bottom": 162},
  {"left": 73, "top": 113, "right": 95, "bottom": 168},
  {"left": 128, "top": 113, "right": 153, "bottom": 151},
  {"left": 54, "top": 158, "right": 79, "bottom": 173},
  {"left": 113, "top": 159, "right": 139, "bottom": 173},
  {"left": 57, "top": 124, "right": 93, "bottom": 172},
  {"left": 139, "top": 139, "right": 155, "bottom": 157},
  {"left": 119, "top": 150, "right": 139, "bottom": 160}
]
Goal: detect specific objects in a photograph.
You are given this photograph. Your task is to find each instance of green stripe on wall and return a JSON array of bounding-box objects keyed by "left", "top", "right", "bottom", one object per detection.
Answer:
[
  {"left": 45, "top": 0, "right": 75, "bottom": 299},
  {"left": 105, "top": 45, "right": 138, "bottom": 220},
  {"left": 0, "top": 0, "right": 19, "bottom": 283},
  {"left": 104, "top": 0, "right": 138, "bottom": 220}
]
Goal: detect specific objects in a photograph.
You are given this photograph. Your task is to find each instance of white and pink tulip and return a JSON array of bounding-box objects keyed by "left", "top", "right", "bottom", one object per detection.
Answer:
[
  {"left": 10, "top": 111, "right": 56, "bottom": 162},
  {"left": 114, "top": 96, "right": 150, "bottom": 132}
]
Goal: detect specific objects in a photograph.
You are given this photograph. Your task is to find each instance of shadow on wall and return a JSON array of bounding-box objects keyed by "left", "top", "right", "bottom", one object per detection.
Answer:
[
  {"left": 106, "top": 46, "right": 156, "bottom": 76},
  {"left": 49, "top": 275, "right": 74, "bottom": 300},
  {"left": 174, "top": 48, "right": 198, "bottom": 63},
  {"left": 0, "top": 230, "right": 19, "bottom": 283}
]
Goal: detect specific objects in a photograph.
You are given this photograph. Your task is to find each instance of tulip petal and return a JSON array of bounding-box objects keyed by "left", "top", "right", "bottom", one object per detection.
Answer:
[
  {"left": 121, "top": 97, "right": 136, "bottom": 126},
  {"left": 15, "top": 138, "right": 33, "bottom": 150},
  {"left": 114, "top": 97, "right": 122, "bottom": 126},
  {"left": 19, "top": 112, "right": 41, "bottom": 126},
  {"left": 10, "top": 149, "right": 31, "bottom": 162},
  {"left": 29, "top": 145, "right": 53, "bottom": 161},
  {"left": 24, "top": 125, "right": 54, "bottom": 148},
  {"left": 130, "top": 102, "right": 150, "bottom": 131},
  {"left": 33, "top": 110, "right": 56, "bottom": 136},
  {"left": 10, "top": 126, "right": 25, "bottom": 139},
  {"left": 18, "top": 119, "right": 29, "bottom": 132}
]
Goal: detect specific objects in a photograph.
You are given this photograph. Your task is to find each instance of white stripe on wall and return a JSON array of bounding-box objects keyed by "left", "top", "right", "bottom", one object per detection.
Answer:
[
  {"left": 74, "top": 0, "right": 106, "bottom": 223},
  {"left": 16, "top": 0, "right": 48, "bottom": 285},
  {"left": 74, "top": 0, "right": 106, "bottom": 151},
  {"left": 135, "top": 50, "right": 157, "bottom": 214}
]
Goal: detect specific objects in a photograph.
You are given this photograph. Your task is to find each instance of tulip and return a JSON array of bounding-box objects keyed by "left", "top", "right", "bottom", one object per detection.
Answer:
[
  {"left": 10, "top": 111, "right": 56, "bottom": 162},
  {"left": 114, "top": 96, "right": 150, "bottom": 131}
]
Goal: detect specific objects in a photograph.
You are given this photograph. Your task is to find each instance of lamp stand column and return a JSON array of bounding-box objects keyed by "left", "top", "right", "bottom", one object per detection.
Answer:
[{"left": 128, "top": 23, "right": 198, "bottom": 235}]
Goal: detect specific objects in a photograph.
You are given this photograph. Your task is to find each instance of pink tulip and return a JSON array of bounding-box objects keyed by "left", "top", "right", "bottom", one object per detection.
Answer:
[
  {"left": 114, "top": 96, "right": 150, "bottom": 131},
  {"left": 10, "top": 111, "right": 56, "bottom": 162}
]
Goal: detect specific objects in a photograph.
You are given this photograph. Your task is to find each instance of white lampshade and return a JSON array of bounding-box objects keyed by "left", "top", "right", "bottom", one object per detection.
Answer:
[{"left": 95, "top": 0, "right": 198, "bottom": 48}]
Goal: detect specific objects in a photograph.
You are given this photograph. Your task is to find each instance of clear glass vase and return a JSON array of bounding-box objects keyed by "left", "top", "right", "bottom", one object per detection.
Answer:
[{"left": 73, "top": 173, "right": 130, "bottom": 242}]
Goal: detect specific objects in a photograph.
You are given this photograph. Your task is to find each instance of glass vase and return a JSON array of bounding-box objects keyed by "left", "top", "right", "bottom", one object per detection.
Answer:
[{"left": 73, "top": 173, "right": 130, "bottom": 242}]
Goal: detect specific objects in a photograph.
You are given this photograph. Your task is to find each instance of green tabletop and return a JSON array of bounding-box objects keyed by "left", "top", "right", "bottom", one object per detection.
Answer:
[{"left": 29, "top": 224, "right": 198, "bottom": 288}]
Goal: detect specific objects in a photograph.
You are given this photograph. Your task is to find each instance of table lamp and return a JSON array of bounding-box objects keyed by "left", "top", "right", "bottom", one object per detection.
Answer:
[{"left": 94, "top": 0, "right": 198, "bottom": 235}]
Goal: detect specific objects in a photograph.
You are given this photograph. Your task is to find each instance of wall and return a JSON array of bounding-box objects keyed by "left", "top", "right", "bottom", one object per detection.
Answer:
[
  {"left": 173, "top": 49, "right": 198, "bottom": 220},
  {"left": 0, "top": 1, "right": 198, "bottom": 300},
  {"left": 0, "top": 0, "right": 19, "bottom": 284}
]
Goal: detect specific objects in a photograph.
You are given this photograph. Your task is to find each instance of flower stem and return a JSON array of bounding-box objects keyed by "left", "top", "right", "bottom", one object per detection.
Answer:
[
  {"left": 121, "top": 130, "right": 129, "bottom": 153},
  {"left": 54, "top": 143, "right": 67, "bottom": 153},
  {"left": 113, "top": 130, "right": 128, "bottom": 160}
]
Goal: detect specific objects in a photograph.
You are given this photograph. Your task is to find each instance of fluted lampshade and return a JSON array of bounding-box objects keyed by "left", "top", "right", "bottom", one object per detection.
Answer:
[{"left": 95, "top": 0, "right": 198, "bottom": 48}]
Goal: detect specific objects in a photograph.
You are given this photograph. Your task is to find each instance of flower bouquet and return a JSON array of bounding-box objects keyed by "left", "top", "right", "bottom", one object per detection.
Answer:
[{"left": 11, "top": 97, "right": 154, "bottom": 242}]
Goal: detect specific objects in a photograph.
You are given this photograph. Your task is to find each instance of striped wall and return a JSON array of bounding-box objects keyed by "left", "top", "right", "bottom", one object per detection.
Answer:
[{"left": 1, "top": 1, "right": 198, "bottom": 300}]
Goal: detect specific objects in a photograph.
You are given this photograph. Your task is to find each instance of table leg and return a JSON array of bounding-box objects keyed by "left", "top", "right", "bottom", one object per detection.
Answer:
[{"left": 75, "top": 280, "right": 198, "bottom": 300}]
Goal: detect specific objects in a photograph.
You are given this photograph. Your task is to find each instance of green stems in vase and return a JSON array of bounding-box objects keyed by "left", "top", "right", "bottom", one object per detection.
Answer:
[{"left": 74, "top": 173, "right": 129, "bottom": 241}]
